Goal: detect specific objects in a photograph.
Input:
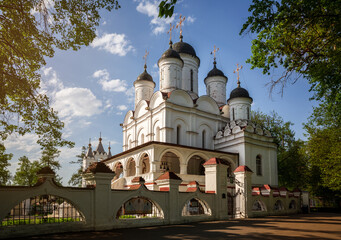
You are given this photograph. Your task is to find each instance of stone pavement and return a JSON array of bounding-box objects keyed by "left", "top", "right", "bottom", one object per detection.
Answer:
[{"left": 20, "top": 212, "right": 341, "bottom": 240}]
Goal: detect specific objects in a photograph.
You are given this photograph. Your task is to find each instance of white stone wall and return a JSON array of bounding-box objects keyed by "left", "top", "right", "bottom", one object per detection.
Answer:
[
  {"left": 159, "top": 58, "right": 183, "bottom": 92},
  {"left": 204, "top": 76, "right": 227, "bottom": 107},
  {"left": 214, "top": 131, "right": 278, "bottom": 186},
  {"left": 179, "top": 54, "right": 199, "bottom": 94},
  {"left": 134, "top": 80, "right": 155, "bottom": 107},
  {"left": 228, "top": 98, "right": 252, "bottom": 121}
]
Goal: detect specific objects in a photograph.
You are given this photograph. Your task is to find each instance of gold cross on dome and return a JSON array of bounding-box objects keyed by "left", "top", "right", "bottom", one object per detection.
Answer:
[
  {"left": 176, "top": 15, "right": 186, "bottom": 37},
  {"left": 167, "top": 23, "right": 175, "bottom": 42},
  {"left": 233, "top": 63, "right": 243, "bottom": 87},
  {"left": 210, "top": 45, "right": 219, "bottom": 59},
  {"left": 143, "top": 50, "right": 149, "bottom": 65}
]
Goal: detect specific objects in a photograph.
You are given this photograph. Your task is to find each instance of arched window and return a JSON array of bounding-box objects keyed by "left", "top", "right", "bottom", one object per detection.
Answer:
[
  {"left": 232, "top": 108, "right": 235, "bottom": 120},
  {"left": 190, "top": 69, "right": 193, "bottom": 91},
  {"left": 140, "top": 133, "right": 144, "bottom": 144},
  {"left": 256, "top": 155, "right": 262, "bottom": 176},
  {"left": 156, "top": 126, "right": 160, "bottom": 141},
  {"left": 176, "top": 125, "right": 181, "bottom": 145},
  {"left": 202, "top": 130, "right": 206, "bottom": 149}
]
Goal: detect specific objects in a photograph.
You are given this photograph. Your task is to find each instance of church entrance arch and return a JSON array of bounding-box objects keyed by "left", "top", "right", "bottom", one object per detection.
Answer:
[
  {"left": 140, "top": 154, "right": 150, "bottom": 174},
  {"left": 187, "top": 155, "right": 205, "bottom": 175},
  {"left": 126, "top": 158, "right": 136, "bottom": 177},
  {"left": 113, "top": 162, "right": 123, "bottom": 180},
  {"left": 160, "top": 151, "right": 180, "bottom": 173}
]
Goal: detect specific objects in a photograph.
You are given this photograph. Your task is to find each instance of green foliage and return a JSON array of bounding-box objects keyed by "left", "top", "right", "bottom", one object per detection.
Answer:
[
  {"left": 1, "top": 0, "right": 120, "bottom": 149},
  {"left": 1, "top": 217, "right": 82, "bottom": 226},
  {"left": 13, "top": 156, "right": 40, "bottom": 186},
  {"left": 240, "top": 0, "right": 341, "bottom": 117},
  {"left": 251, "top": 110, "right": 295, "bottom": 151},
  {"left": 68, "top": 146, "right": 86, "bottom": 187},
  {"left": 0, "top": 143, "right": 12, "bottom": 185},
  {"left": 158, "top": 0, "right": 177, "bottom": 18}
]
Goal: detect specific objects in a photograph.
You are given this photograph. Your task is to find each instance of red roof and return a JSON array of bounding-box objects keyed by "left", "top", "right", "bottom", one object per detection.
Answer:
[
  {"left": 129, "top": 184, "right": 141, "bottom": 190},
  {"left": 203, "top": 158, "right": 229, "bottom": 166},
  {"left": 234, "top": 165, "right": 253, "bottom": 173},
  {"left": 132, "top": 176, "right": 145, "bottom": 183},
  {"left": 156, "top": 171, "right": 182, "bottom": 181}
]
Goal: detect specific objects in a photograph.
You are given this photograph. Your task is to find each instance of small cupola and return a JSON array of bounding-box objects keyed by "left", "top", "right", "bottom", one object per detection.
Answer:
[
  {"left": 204, "top": 46, "right": 228, "bottom": 107},
  {"left": 227, "top": 64, "right": 252, "bottom": 121},
  {"left": 134, "top": 60, "right": 155, "bottom": 107}
]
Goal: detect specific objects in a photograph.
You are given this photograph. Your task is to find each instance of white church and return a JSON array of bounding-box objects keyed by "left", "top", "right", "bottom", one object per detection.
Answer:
[{"left": 82, "top": 25, "right": 278, "bottom": 199}]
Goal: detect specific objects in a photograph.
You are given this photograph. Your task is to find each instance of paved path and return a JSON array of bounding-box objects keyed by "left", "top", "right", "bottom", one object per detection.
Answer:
[{"left": 23, "top": 212, "right": 341, "bottom": 240}]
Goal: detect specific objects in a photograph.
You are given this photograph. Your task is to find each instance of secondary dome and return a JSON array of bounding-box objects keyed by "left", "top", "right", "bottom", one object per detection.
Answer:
[
  {"left": 136, "top": 64, "right": 153, "bottom": 82},
  {"left": 205, "top": 61, "right": 227, "bottom": 79},
  {"left": 158, "top": 41, "right": 183, "bottom": 64},
  {"left": 172, "top": 41, "right": 196, "bottom": 57},
  {"left": 229, "top": 87, "right": 252, "bottom": 100}
]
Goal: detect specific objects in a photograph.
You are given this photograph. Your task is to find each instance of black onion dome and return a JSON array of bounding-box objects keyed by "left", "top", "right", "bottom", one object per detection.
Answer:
[
  {"left": 205, "top": 61, "right": 227, "bottom": 80},
  {"left": 228, "top": 87, "right": 252, "bottom": 101},
  {"left": 136, "top": 65, "right": 153, "bottom": 82},
  {"left": 158, "top": 41, "right": 184, "bottom": 65},
  {"left": 172, "top": 41, "right": 197, "bottom": 57}
]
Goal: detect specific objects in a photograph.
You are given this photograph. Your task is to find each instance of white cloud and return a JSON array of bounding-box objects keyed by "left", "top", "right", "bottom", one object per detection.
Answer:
[
  {"left": 93, "top": 69, "right": 129, "bottom": 93},
  {"left": 136, "top": 0, "right": 175, "bottom": 35},
  {"left": 117, "top": 105, "right": 128, "bottom": 111},
  {"left": 5, "top": 133, "right": 40, "bottom": 153},
  {"left": 186, "top": 16, "right": 195, "bottom": 23},
  {"left": 41, "top": 67, "right": 103, "bottom": 119},
  {"left": 91, "top": 33, "right": 134, "bottom": 56},
  {"left": 53, "top": 88, "right": 102, "bottom": 117}
]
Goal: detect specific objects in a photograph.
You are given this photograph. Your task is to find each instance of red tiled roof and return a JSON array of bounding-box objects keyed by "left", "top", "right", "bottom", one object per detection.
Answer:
[
  {"left": 132, "top": 176, "right": 145, "bottom": 183},
  {"left": 156, "top": 171, "right": 182, "bottom": 181},
  {"left": 85, "top": 162, "right": 114, "bottom": 174},
  {"left": 129, "top": 184, "right": 141, "bottom": 190},
  {"left": 234, "top": 165, "right": 253, "bottom": 173},
  {"left": 279, "top": 186, "right": 288, "bottom": 191},
  {"left": 37, "top": 166, "right": 55, "bottom": 175},
  {"left": 203, "top": 157, "right": 229, "bottom": 166}
]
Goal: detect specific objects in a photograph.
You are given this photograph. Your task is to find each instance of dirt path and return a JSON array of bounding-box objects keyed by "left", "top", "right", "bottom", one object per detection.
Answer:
[{"left": 21, "top": 212, "right": 341, "bottom": 240}]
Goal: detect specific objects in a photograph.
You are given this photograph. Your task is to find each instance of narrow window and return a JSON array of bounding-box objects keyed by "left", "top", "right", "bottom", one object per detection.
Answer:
[
  {"left": 141, "top": 133, "right": 144, "bottom": 144},
  {"left": 190, "top": 69, "right": 193, "bottom": 91},
  {"left": 176, "top": 125, "right": 181, "bottom": 144},
  {"left": 156, "top": 126, "right": 160, "bottom": 141},
  {"left": 232, "top": 108, "right": 235, "bottom": 120},
  {"left": 247, "top": 107, "right": 250, "bottom": 120},
  {"left": 256, "top": 155, "right": 262, "bottom": 176},
  {"left": 202, "top": 130, "right": 206, "bottom": 149}
]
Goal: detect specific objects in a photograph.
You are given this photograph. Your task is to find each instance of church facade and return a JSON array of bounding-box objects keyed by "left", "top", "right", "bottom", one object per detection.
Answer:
[{"left": 82, "top": 31, "right": 286, "bottom": 218}]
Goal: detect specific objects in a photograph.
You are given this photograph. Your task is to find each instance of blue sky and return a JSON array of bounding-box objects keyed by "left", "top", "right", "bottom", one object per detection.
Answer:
[{"left": 4, "top": 0, "right": 317, "bottom": 184}]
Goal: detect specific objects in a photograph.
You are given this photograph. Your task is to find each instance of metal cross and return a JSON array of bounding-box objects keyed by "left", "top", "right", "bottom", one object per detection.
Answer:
[
  {"left": 210, "top": 45, "right": 219, "bottom": 59},
  {"left": 233, "top": 64, "right": 243, "bottom": 87},
  {"left": 176, "top": 15, "right": 186, "bottom": 37},
  {"left": 143, "top": 50, "right": 149, "bottom": 65},
  {"left": 167, "top": 23, "right": 175, "bottom": 42}
]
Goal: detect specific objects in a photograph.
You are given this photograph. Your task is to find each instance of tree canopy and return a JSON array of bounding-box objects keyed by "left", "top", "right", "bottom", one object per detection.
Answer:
[
  {"left": 13, "top": 156, "right": 40, "bottom": 186},
  {"left": 240, "top": 0, "right": 341, "bottom": 116},
  {"left": 1, "top": 0, "right": 120, "bottom": 149},
  {"left": 0, "top": 143, "right": 12, "bottom": 185}
]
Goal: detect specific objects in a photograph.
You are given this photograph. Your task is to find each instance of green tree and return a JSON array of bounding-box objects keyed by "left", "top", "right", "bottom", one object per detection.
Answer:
[
  {"left": 251, "top": 110, "right": 307, "bottom": 189},
  {"left": 0, "top": 143, "right": 12, "bottom": 185},
  {"left": 1, "top": 0, "right": 120, "bottom": 149},
  {"left": 68, "top": 146, "right": 86, "bottom": 187},
  {"left": 240, "top": 0, "right": 341, "bottom": 117},
  {"left": 13, "top": 156, "right": 40, "bottom": 186}
]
